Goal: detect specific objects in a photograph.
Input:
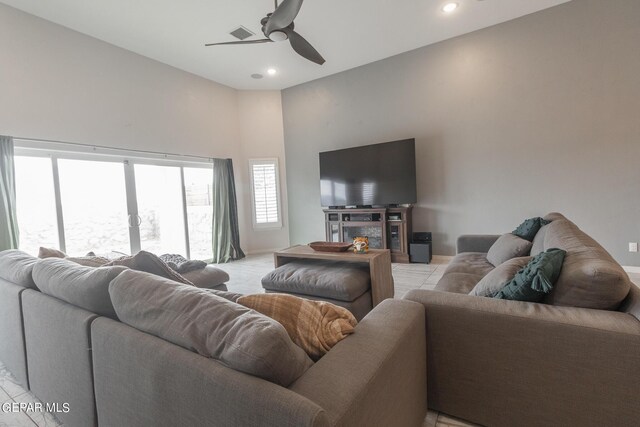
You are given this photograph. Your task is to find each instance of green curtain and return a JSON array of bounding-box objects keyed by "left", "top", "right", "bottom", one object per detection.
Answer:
[
  {"left": 211, "top": 158, "right": 245, "bottom": 263},
  {"left": 0, "top": 135, "right": 19, "bottom": 251}
]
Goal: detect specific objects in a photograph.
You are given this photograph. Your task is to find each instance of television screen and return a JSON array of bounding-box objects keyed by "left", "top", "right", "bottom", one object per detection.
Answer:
[{"left": 319, "top": 139, "right": 417, "bottom": 207}]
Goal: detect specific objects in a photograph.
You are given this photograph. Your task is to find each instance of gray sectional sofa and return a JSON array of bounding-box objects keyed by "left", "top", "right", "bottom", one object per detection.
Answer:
[
  {"left": 404, "top": 213, "right": 640, "bottom": 427},
  {"left": 0, "top": 252, "right": 427, "bottom": 427}
]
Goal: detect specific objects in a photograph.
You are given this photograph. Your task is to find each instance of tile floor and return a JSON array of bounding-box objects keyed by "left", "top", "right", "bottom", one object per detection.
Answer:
[
  {"left": 0, "top": 362, "right": 62, "bottom": 426},
  {"left": 2, "top": 254, "right": 639, "bottom": 427}
]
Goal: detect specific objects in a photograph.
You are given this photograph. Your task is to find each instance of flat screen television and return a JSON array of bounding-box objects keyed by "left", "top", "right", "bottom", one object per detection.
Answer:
[{"left": 319, "top": 139, "right": 417, "bottom": 207}]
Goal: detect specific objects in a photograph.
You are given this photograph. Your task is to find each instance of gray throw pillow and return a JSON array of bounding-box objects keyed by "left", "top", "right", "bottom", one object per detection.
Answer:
[
  {"left": 32, "top": 258, "right": 127, "bottom": 317},
  {"left": 486, "top": 234, "right": 533, "bottom": 267},
  {"left": 470, "top": 256, "right": 532, "bottom": 298},
  {"left": 109, "top": 270, "right": 313, "bottom": 387},
  {"left": 181, "top": 265, "right": 230, "bottom": 289}
]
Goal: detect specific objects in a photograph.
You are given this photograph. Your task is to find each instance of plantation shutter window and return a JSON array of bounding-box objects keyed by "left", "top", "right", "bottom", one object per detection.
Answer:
[{"left": 249, "top": 158, "right": 282, "bottom": 229}]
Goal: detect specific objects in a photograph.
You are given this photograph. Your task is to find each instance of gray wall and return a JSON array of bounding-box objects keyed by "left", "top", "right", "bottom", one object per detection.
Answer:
[
  {"left": 0, "top": 3, "right": 290, "bottom": 254},
  {"left": 282, "top": 0, "right": 640, "bottom": 266}
]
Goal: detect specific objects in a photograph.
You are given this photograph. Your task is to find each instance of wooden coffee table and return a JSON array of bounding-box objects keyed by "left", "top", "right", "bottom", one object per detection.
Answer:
[{"left": 273, "top": 245, "right": 394, "bottom": 306}]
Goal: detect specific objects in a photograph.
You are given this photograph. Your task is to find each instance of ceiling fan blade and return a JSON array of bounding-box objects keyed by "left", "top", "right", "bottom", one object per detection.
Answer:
[
  {"left": 205, "top": 39, "right": 272, "bottom": 47},
  {"left": 287, "top": 30, "right": 325, "bottom": 65},
  {"left": 265, "top": 0, "right": 304, "bottom": 34}
]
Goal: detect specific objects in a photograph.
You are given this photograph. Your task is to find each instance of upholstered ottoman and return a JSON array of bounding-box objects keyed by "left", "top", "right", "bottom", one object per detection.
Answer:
[{"left": 261, "top": 260, "right": 373, "bottom": 320}]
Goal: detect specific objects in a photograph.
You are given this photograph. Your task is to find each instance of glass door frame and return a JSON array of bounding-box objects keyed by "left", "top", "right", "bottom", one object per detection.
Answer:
[{"left": 14, "top": 144, "right": 213, "bottom": 258}]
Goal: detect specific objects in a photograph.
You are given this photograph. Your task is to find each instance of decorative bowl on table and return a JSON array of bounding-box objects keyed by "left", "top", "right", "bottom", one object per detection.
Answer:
[{"left": 308, "top": 242, "right": 353, "bottom": 252}]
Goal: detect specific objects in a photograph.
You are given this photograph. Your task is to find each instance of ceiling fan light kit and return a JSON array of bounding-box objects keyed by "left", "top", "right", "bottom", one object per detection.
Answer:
[
  {"left": 205, "top": 0, "right": 325, "bottom": 65},
  {"left": 268, "top": 30, "right": 288, "bottom": 42}
]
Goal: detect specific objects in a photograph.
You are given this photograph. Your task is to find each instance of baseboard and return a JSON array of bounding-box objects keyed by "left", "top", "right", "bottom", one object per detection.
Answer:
[
  {"left": 623, "top": 266, "right": 640, "bottom": 274},
  {"left": 244, "top": 248, "right": 279, "bottom": 256}
]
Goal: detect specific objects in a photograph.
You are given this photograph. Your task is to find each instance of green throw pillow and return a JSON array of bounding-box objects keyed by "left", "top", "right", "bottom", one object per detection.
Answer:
[
  {"left": 512, "top": 217, "right": 551, "bottom": 242},
  {"left": 494, "top": 248, "right": 566, "bottom": 302}
]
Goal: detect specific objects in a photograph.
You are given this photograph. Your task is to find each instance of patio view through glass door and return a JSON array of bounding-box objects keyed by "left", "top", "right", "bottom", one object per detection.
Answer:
[
  {"left": 13, "top": 147, "right": 215, "bottom": 260},
  {"left": 58, "top": 159, "right": 130, "bottom": 255},
  {"left": 184, "top": 167, "right": 214, "bottom": 260},
  {"left": 134, "top": 164, "right": 187, "bottom": 257},
  {"left": 13, "top": 156, "right": 59, "bottom": 256}
]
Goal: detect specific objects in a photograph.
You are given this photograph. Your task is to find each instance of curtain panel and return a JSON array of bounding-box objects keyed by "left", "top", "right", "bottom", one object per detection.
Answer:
[
  {"left": 0, "top": 135, "right": 19, "bottom": 251},
  {"left": 211, "top": 158, "right": 245, "bottom": 263}
]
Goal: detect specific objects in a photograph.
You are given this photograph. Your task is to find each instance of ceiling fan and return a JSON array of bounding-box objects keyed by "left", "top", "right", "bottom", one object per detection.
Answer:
[{"left": 205, "top": 0, "right": 325, "bottom": 65}]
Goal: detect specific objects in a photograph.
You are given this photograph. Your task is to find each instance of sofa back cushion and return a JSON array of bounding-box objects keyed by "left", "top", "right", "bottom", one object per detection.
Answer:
[
  {"left": 109, "top": 270, "right": 313, "bottom": 387},
  {"left": 530, "top": 224, "right": 549, "bottom": 257},
  {"left": 542, "top": 219, "right": 631, "bottom": 310},
  {"left": 33, "top": 258, "right": 127, "bottom": 318},
  {"left": 0, "top": 250, "right": 38, "bottom": 289}
]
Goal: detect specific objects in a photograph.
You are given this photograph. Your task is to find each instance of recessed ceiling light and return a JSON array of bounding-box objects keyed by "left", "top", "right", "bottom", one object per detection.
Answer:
[
  {"left": 267, "top": 68, "right": 277, "bottom": 76},
  {"left": 442, "top": 2, "right": 459, "bottom": 13},
  {"left": 251, "top": 73, "right": 263, "bottom": 79}
]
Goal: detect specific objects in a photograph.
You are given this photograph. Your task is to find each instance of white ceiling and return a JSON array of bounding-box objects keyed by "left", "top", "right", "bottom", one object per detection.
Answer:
[{"left": 1, "top": 0, "right": 571, "bottom": 90}]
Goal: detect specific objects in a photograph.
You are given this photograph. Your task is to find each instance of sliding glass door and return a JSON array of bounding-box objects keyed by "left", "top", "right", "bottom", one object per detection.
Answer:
[
  {"left": 58, "top": 159, "right": 131, "bottom": 255},
  {"left": 184, "top": 167, "right": 214, "bottom": 260},
  {"left": 14, "top": 156, "right": 59, "bottom": 255},
  {"left": 134, "top": 164, "right": 187, "bottom": 256},
  {"left": 14, "top": 151, "right": 214, "bottom": 260}
]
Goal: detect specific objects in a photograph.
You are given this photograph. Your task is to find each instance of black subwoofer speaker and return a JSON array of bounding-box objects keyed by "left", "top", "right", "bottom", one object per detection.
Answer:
[{"left": 410, "top": 242, "right": 432, "bottom": 264}]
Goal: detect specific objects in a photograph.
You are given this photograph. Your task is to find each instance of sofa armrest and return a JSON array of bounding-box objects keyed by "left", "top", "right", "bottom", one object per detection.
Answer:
[
  {"left": 404, "top": 289, "right": 640, "bottom": 427},
  {"left": 290, "top": 299, "right": 427, "bottom": 427},
  {"left": 456, "top": 234, "right": 500, "bottom": 254}
]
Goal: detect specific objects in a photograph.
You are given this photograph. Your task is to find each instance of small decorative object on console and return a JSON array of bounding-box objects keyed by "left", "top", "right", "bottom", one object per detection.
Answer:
[
  {"left": 308, "top": 241, "right": 353, "bottom": 252},
  {"left": 353, "top": 237, "right": 369, "bottom": 254}
]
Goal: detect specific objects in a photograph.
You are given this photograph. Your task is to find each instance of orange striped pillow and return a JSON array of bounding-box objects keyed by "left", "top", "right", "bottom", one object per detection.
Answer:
[{"left": 237, "top": 293, "right": 357, "bottom": 361}]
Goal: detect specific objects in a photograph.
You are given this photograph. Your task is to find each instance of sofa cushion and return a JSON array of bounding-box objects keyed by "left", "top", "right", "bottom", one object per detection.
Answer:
[
  {"left": 37, "top": 246, "right": 113, "bottom": 267},
  {"left": 486, "top": 234, "right": 533, "bottom": 267},
  {"left": 543, "top": 219, "right": 631, "bottom": 310},
  {"left": 513, "top": 217, "right": 551, "bottom": 242},
  {"left": 181, "top": 265, "right": 230, "bottom": 289},
  {"left": 206, "top": 289, "right": 243, "bottom": 302},
  {"left": 237, "top": 293, "right": 357, "bottom": 361},
  {"left": 109, "top": 270, "right": 313, "bottom": 387},
  {"left": 0, "top": 250, "right": 38, "bottom": 289},
  {"left": 530, "top": 212, "right": 565, "bottom": 256},
  {"left": 530, "top": 224, "right": 550, "bottom": 257},
  {"left": 619, "top": 283, "right": 640, "bottom": 322},
  {"left": 494, "top": 249, "right": 566, "bottom": 302},
  {"left": 470, "top": 256, "right": 532, "bottom": 297},
  {"left": 105, "top": 251, "right": 193, "bottom": 285},
  {"left": 32, "top": 258, "right": 127, "bottom": 318},
  {"left": 261, "top": 260, "right": 371, "bottom": 302},
  {"left": 543, "top": 212, "right": 568, "bottom": 222},
  {"left": 435, "top": 253, "right": 495, "bottom": 294},
  {"left": 67, "top": 256, "right": 111, "bottom": 267}
]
